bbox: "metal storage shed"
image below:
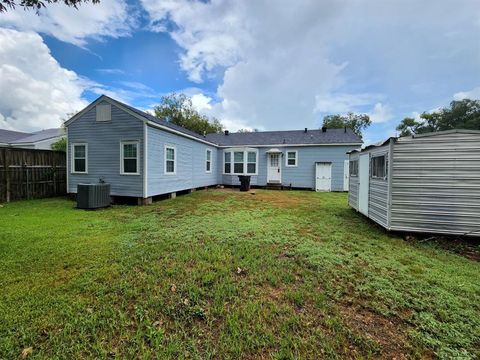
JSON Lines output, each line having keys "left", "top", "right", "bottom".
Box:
{"left": 347, "top": 129, "right": 480, "bottom": 236}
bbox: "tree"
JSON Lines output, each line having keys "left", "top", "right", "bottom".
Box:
{"left": 0, "top": 0, "right": 99, "bottom": 12}
{"left": 322, "top": 112, "right": 371, "bottom": 138}
{"left": 153, "top": 93, "right": 223, "bottom": 135}
{"left": 396, "top": 99, "right": 480, "bottom": 136}
{"left": 51, "top": 137, "right": 66, "bottom": 152}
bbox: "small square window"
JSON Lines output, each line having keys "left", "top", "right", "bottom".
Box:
{"left": 286, "top": 151, "right": 297, "bottom": 166}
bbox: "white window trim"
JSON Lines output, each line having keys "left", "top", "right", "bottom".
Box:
{"left": 285, "top": 150, "right": 298, "bottom": 167}
{"left": 120, "top": 141, "right": 140, "bottom": 175}
{"left": 370, "top": 154, "right": 388, "bottom": 180}
{"left": 164, "top": 144, "right": 177, "bottom": 175}
{"left": 222, "top": 148, "right": 258, "bottom": 175}
{"left": 206, "top": 148, "right": 212, "bottom": 173}
{"left": 71, "top": 143, "right": 88, "bottom": 174}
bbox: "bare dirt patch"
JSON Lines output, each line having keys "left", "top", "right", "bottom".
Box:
{"left": 340, "top": 306, "right": 412, "bottom": 359}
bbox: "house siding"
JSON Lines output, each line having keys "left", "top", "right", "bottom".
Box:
{"left": 146, "top": 125, "right": 218, "bottom": 196}
{"left": 390, "top": 132, "right": 480, "bottom": 235}
{"left": 67, "top": 101, "right": 144, "bottom": 197}
{"left": 221, "top": 145, "right": 358, "bottom": 190}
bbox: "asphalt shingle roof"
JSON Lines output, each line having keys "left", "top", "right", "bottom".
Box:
{"left": 0, "top": 129, "right": 30, "bottom": 144}
{"left": 11, "top": 128, "right": 65, "bottom": 144}
{"left": 205, "top": 128, "right": 362, "bottom": 146}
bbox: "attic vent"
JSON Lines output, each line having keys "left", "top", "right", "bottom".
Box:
{"left": 96, "top": 104, "right": 111, "bottom": 122}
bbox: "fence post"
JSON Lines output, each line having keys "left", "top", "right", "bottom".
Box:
{"left": 5, "top": 148, "right": 11, "bottom": 203}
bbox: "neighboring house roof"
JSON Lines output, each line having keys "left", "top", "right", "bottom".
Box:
{"left": 65, "top": 94, "right": 362, "bottom": 147}
{"left": 205, "top": 129, "right": 362, "bottom": 146}
{"left": 0, "top": 129, "right": 30, "bottom": 144}
{"left": 11, "top": 128, "right": 65, "bottom": 145}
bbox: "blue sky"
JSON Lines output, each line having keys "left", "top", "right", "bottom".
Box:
{"left": 0, "top": 0, "right": 479, "bottom": 145}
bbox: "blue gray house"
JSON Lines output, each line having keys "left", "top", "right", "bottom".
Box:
{"left": 65, "top": 95, "right": 362, "bottom": 204}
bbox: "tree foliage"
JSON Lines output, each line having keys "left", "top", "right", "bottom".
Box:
{"left": 153, "top": 93, "right": 223, "bottom": 135}
{"left": 396, "top": 99, "right": 480, "bottom": 136}
{"left": 322, "top": 112, "right": 371, "bottom": 138}
{"left": 50, "top": 137, "right": 66, "bottom": 152}
{"left": 0, "top": 0, "right": 99, "bottom": 12}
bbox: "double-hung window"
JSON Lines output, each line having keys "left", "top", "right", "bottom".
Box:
{"left": 224, "top": 152, "right": 231, "bottom": 174}
{"left": 223, "top": 149, "right": 258, "bottom": 175}
{"left": 371, "top": 154, "right": 387, "bottom": 179}
{"left": 286, "top": 151, "right": 297, "bottom": 167}
{"left": 165, "top": 145, "right": 176, "bottom": 174}
{"left": 206, "top": 149, "right": 212, "bottom": 173}
{"left": 247, "top": 151, "right": 256, "bottom": 174}
{"left": 233, "top": 151, "right": 244, "bottom": 174}
{"left": 71, "top": 143, "right": 87, "bottom": 174}
{"left": 121, "top": 141, "right": 139, "bottom": 175}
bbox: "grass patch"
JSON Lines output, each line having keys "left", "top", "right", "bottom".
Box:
{"left": 0, "top": 190, "right": 479, "bottom": 359}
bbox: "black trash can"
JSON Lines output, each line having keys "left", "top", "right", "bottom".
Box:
{"left": 238, "top": 175, "right": 251, "bottom": 192}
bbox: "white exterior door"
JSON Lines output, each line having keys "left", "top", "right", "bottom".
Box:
{"left": 358, "top": 154, "right": 370, "bottom": 215}
{"left": 344, "top": 160, "right": 349, "bottom": 191}
{"left": 315, "top": 162, "right": 332, "bottom": 191}
{"left": 267, "top": 153, "right": 282, "bottom": 183}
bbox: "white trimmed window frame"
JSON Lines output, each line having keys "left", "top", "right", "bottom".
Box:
{"left": 120, "top": 141, "right": 140, "bottom": 175}
{"left": 206, "top": 148, "right": 212, "bottom": 173}
{"left": 164, "top": 144, "right": 176, "bottom": 175}
{"left": 285, "top": 150, "right": 298, "bottom": 167}
{"left": 223, "top": 148, "right": 258, "bottom": 175}
{"left": 71, "top": 143, "right": 88, "bottom": 174}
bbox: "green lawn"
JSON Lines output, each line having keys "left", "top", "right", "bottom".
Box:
{"left": 0, "top": 190, "right": 478, "bottom": 359}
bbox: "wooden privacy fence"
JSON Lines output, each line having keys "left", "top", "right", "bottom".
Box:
{"left": 0, "top": 147, "right": 66, "bottom": 202}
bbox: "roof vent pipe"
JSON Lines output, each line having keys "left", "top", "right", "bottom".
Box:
{"left": 304, "top": 127, "right": 307, "bottom": 133}
{"left": 344, "top": 126, "right": 347, "bottom": 133}
{"left": 321, "top": 126, "right": 327, "bottom": 133}
{"left": 224, "top": 130, "right": 229, "bottom": 136}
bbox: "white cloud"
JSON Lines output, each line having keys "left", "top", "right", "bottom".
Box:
{"left": 453, "top": 87, "right": 480, "bottom": 101}
{"left": 368, "top": 103, "right": 394, "bottom": 123}
{"left": 191, "top": 93, "right": 213, "bottom": 112}
{"left": 140, "top": 0, "right": 480, "bottom": 132}
{"left": 0, "top": 0, "right": 135, "bottom": 46}
{"left": 0, "top": 28, "right": 88, "bottom": 132}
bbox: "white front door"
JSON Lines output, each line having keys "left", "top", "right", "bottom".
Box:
{"left": 358, "top": 154, "right": 370, "bottom": 215}
{"left": 315, "top": 162, "right": 332, "bottom": 191}
{"left": 344, "top": 160, "right": 349, "bottom": 191}
{"left": 267, "top": 153, "right": 281, "bottom": 183}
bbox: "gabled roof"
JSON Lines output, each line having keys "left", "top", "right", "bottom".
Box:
{"left": 205, "top": 128, "right": 362, "bottom": 146}
{"left": 65, "top": 95, "right": 216, "bottom": 145}
{"left": 65, "top": 95, "right": 362, "bottom": 147}
{"left": 0, "top": 129, "right": 30, "bottom": 144}
{"left": 11, "top": 128, "right": 65, "bottom": 144}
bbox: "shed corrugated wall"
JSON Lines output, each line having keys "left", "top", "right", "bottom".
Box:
{"left": 367, "top": 146, "right": 390, "bottom": 228}
{"left": 390, "top": 131, "right": 480, "bottom": 235}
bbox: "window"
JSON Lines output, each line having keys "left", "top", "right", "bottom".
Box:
{"left": 349, "top": 160, "right": 358, "bottom": 177}
{"left": 224, "top": 152, "right": 231, "bottom": 174}
{"left": 247, "top": 151, "right": 256, "bottom": 174}
{"left": 165, "top": 145, "right": 176, "bottom": 174}
{"left": 223, "top": 149, "right": 258, "bottom": 175}
{"left": 234, "top": 151, "right": 244, "bottom": 174}
{"left": 121, "top": 142, "right": 139, "bottom": 175}
{"left": 286, "top": 151, "right": 297, "bottom": 167}
{"left": 206, "top": 149, "right": 212, "bottom": 173}
{"left": 96, "top": 104, "right": 111, "bottom": 122}
{"left": 371, "top": 154, "right": 387, "bottom": 179}
{"left": 71, "top": 143, "right": 87, "bottom": 173}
